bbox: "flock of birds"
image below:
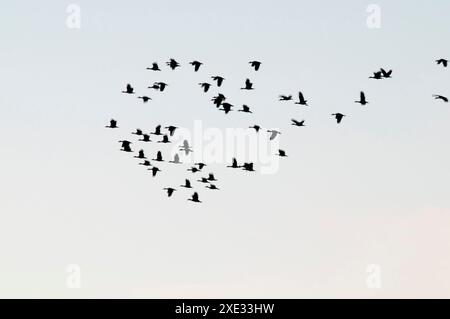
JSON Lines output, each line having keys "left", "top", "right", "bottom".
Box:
{"left": 105, "top": 57, "right": 448, "bottom": 203}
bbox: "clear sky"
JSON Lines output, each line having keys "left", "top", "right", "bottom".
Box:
{"left": 0, "top": 0, "right": 449, "bottom": 298}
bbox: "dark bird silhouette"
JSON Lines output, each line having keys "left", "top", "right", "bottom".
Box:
{"left": 436, "top": 58, "right": 448, "bottom": 67}
{"left": 165, "top": 126, "right": 178, "bottom": 136}
{"left": 380, "top": 68, "right": 393, "bottom": 78}
{"left": 139, "top": 134, "right": 151, "bottom": 142}
{"left": 190, "top": 60, "right": 203, "bottom": 72}
{"left": 369, "top": 71, "right": 382, "bottom": 80}
{"left": 295, "top": 92, "right": 308, "bottom": 106}
{"left": 149, "top": 166, "right": 161, "bottom": 177}
{"left": 163, "top": 187, "right": 176, "bottom": 197}
{"left": 148, "top": 83, "right": 160, "bottom": 90}
{"left": 166, "top": 58, "right": 180, "bottom": 70}
{"left": 132, "top": 128, "right": 143, "bottom": 135}
{"left": 151, "top": 125, "right": 163, "bottom": 136}
{"left": 122, "top": 84, "right": 135, "bottom": 94}
{"left": 154, "top": 82, "right": 168, "bottom": 92}
{"left": 139, "top": 160, "right": 151, "bottom": 167}
{"left": 249, "top": 125, "right": 261, "bottom": 132}
{"left": 179, "top": 140, "right": 193, "bottom": 155}
{"left": 195, "top": 162, "right": 207, "bottom": 169}
{"left": 188, "top": 167, "right": 200, "bottom": 173}
{"left": 207, "top": 173, "right": 217, "bottom": 182}
{"left": 180, "top": 179, "right": 192, "bottom": 188}
{"left": 119, "top": 140, "right": 132, "bottom": 152}
{"left": 134, "top": 149, "right": 146, "bottom": 159}
{"left": 219, "top": 102, "right": 233, "bottom": 114}
{"left": 332, "top": 113, "right": 346, "bottom": 124}
{"left": 433, "top": 94, "right": 449, "bottom": 103}
{"left": 212, "top": 76, "right": 225, "bottom": 87}
{"left": 147, "top": 63, "right": 161, "bottom": 71}
{"left": 278, "top": 149, "right": 288, "bottom": 157}
{"left": 355, "top": 91, "right": 368, "bottom": 105}
{"left": 158, "top": 135, "right": 171, "bottom": 144}
{"left": 291, "top": 119, "right": 305, "bottom": 127}
{"left": 242, "top": 163, "right": 255, "bottom": 172}
{"left": 267, "top": 129, "right": 281, "bottom": 140}
{"left": 238, "top": 104, "right": 252, "bottom": 113}
{"left": 169, "top": 154, "right": 182, "bottom": 164}
{"left": 227, "top": 158, "right": 240, "bottom": 169}
{"left": 241, "top": 78, "right": 254, "bottom": 90}
{"left": 138, "top": 96, "right": 152, "bottom": 103}
{"left": 249, "top": 60, "right": 262, "bottom": 71}
{"left": 279, "top": 95, "right": 292, "bottom": 101}
{"left": 199, "top": 82, "right": 211, "bottom": 93}
{"left": 106, "top": 119, "right": 118, "bottom": 128}
{"left": 206, "top": 184, "right": 220, "bottom": 190}
{"left": 197, "top": 177, "right": 210, "bottom": 184}
{"left": 152, "top": 151, "right": 164, "bottom": 162}
{"left": 188, "top": 192, "right": 202, "bottom": 203}
{"left": 212, "top": 93, "right": 226, "bottom": 107}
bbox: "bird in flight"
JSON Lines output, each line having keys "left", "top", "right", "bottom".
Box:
{"left": 242, "top": 163, "right": 255, "bottom": 172}
{"left": 294, "top": 92, "right": 308, "bottom": 106}
{"left": 291, "top": 119, "right": 305, "bottom": 127}
{"left": 165, "top": 126, "right": 178, "bottom": 136}
{"left": 436, "top": 58, "right": 448, "bottom": 67}
{"left": 211, "top": 76, "right": 225, "bottom": 87}
{"left": 355, "top": 91, "right": 368, "bottom": 105}
{"left": 179, "top": 140, "right": 193, "bottom": 155}
{"left": 148, "top": 83, "right": 160, "bottom": 90}
{"left": 227, "top": 158, "right": 241, "bottom": 169}
{"left": 369, "top": 71, "right": 382, "bottom": 80}
{"left": 132, "top": 128, "right": 143, "bottom": 136}
{"left": 105, "top": 119, "right": 118, "bottom": 128}
{"left": 279, "top": 95, "right": 292, "bottom": 101}
{"left": 188, "top": 192, "right": 202, "bottom": 203}
{"left": 138, "top": 96, "right": 152, "bottom": 103}
{"left": 238, "top": 104, "right": 252, "bottom": 113}
{"left": 158, "top": 135, "right": 171, "bottom": 144}
{"left": 163, "top": 188, "right": 176, "bottom": 197}
{"left": 152, "top": 151, "right": 164, "bottom": 162}
{"left": 219, "top": 103, "right": 233, "bottom": 114}
{"left": 154, "top": 82, "right": 168, "bottom": 92}
{"left": 166, "top": 59, "right": 180, "bottom": 70}
{"left": 195, "top": 162, "right": 207, "bottom": 170}
{"left": 278, "top": 149, "right": 288, "bottom": 157}
{"left": 249, "top": 125, "right": 261, "bottom": 132}
{"left": 197, "top": 177, "right": 210, "bottom": 184}
{"left": 180, "top": 179, "right": 192, "bottom": 188}
{"left": 332, "top": 113, "right": 346, "bottom": 124}
{"left": 190, "top": 61, "right": 203, "bottom": 72}
{"left": 207, "top": 173, "right": 217, "bottom": 182}
{"left": 149, "top": 166, "right": 161, "bottom": 177}
{"left": 206, "top": 184, "right": 220, "bottom": 190}
{"left": 267, "top": 129, "right": 281, "bottom": 140}
{"left": 241, "top": 79, "right": 254, "bottom": 90}
{"left": 139, "top": 160, "right": 151, "bottom": 167}
{"left": 139, "top": 134, "right": 151, "bottom": 142}
{"left": 380, "top": 68, "right": 393, "bottom": 78}
{"left": 151, "top": 125, "right": 163, "bottom": 136}
{"left": 119, "top": 140, "right": 132, "bottom": 152}
{"left": 199, "top": 82, "right": 211, "bottom": 93}
{"left": 134, "top": 149, "right": 146, "bottom": 159}
{"left": 249, "top": 60, "right": 262, "bottom": 71}
{"left": 188, "top": 166, "right": 200, "bottom": 173}
{"left": 147, "top": 63, "right": 161, "bottom": 71}
{"left": 433, "top": 94, "right": 448, "bottom": 103}
{"left": 212, "top": 93, "right": 226, "bottom": 108}
{"left": 122, "top": 84, "right": 135, "bottom": 94}
{"left": 169, "top": 154, "right": 182, "bottom": 164}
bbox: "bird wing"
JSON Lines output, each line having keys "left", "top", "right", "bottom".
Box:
{"left": 270, "top": 131, "right": 277, "bottom": 140}
{"left": 157, "top": 151, "right": 162, "bottom": 161}
{"left": 193, "top": 192, "right": 199, "bottom": 201}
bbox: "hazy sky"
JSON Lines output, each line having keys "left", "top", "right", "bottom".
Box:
{"left": 0, "top": 0, "right": 449, "bottom": 298}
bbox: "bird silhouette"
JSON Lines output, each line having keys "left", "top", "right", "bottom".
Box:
{"left": 380, "top": 68, "right": 393, "bottom": 78}
{"left": 249, "top": 125, "right": 261, "bottom": 132}
{"left": 154, "top": 82, "right": 168, "bottom": 92}
{"left": 132, "top": 128, "right": 143, "bottom": 135}
{"left": 241, "top": 79, "right": 254, "bottom": 90}
{"left": 227, "top": 158, "right": 241, "bottom": 169}
{"left": 195, "top": 162, "right": 207, "bottom": 169}
{"left": 152, "top": 151, "right": 164, "bottom": 162}
{"left": 163, "top": 187, "right": 176, "bottom": 197}
{"left": 106, "top": 119, "right": 118, "bottom": 128}
{"left": 169, "top": 154, "right": 182, "bottom": 164}
{"left": 119, "top": 140, "right": 132, "bottom": 152}
{"left": 180, "top": 179, "right": 192, "bottom": 188}
{"left": 138, "top": 96, "right": 152, "bottom": 103}
{"left": 179, "top": 140, "right": 193, "bottom": 155}
{"left": 278, "top": 149, "right": 288, "bottom": 157}
{"left": 207, "top": 173, "right": 217, "bottom": 182}
{"left": 242, "top": 163, "right": 255, "bottom": 172}
{"left": 369, "top": 71, "right": 382, "bottom": 80}
{"left": 436, "top": 58, "right": 448, "bottom": 67}
{"left": 295, "top": 92, "right": 308, "bottom": 106}
{"left": 206, "top": 184, "right": 220, "bottom": 190}
{"left": 158, "top": 135, "right": 171, "bottom": 143}
{"left": 149, "top": 166, "right": 161, "bottom": 177}
{"left": 433, "top": 94, "right": 449, "bottom": 102}
{"left": 148, "top": 83, "right": 160, "bottom": 90}
{"left": 291, "top": 119, "right": 305, "bottom": 127}
{"left": 199, "top": 82, "right": 211, "bottom": 93}
{"left": 122, "top": 84, "right": 135, "bottom": 94}
{"left": 267, "top": 130, "right": 281, "bottom": 140}
{"left": 165, "top": 126, "right": 178, "bottom": 136}
{"left": 249, "top": 61, "right": 262, "bottom": 71}
{"left": 188, "top": 192, "right": 202, "bottom": 203}
{"left": 190, "top": 61, "right": 203, "bottom": 72}
{"left": 139, "top": 134, "right": 151, "bottom": 142}
{"left": 332, "top": 113, "right": 346, "bottom": 124}
{"left": 197, "top": 177, "right": 210, "bottom": 184}
{"left": 134, "top": 149, "right": 146, "bottom": 159}
{"left": 212, "top": 94, "right": 226, "bottom": 107}
{"left": 139, "top": 160, "right": 151, "bottom": 167}
{"left": 147, "top": 63, "right": 161, "bottom": 71}
{"left": 238, "top": 104, "right": 252, "bottom": 113}
{"left": 166, "top": 59, "right": 180, "bottom": 70}
{"left": 355, "top": 91, "right": 368, "bottom": 105}
{"left": 212, "top": 76, "right": 225, "bottom": 87}
{"left": 188, "top": 167, "right": 200, "bottom": 173}
{"left": 279, "top": 95, "right": 292, "bottom": 101}
{"left": 219, "top": 102, "right": 233, "bottom": 114}
{"left": 151, "top": 125, "right": 162, "bottom": 136}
